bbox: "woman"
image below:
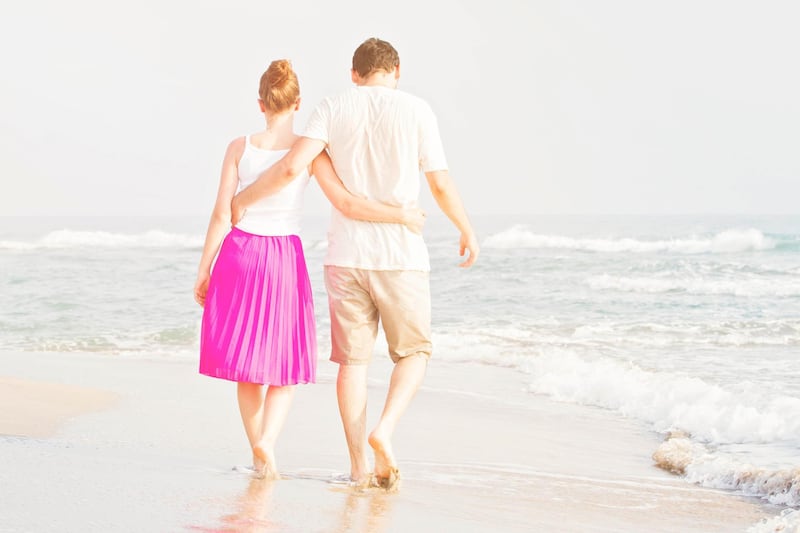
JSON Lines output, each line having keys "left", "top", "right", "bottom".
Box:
{"left": 193, "top": 59, "right": 423, "bottom": 478}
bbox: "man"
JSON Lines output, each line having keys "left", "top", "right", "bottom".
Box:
{"left": 231, "top": 37, "right": 478, "bottom": 489}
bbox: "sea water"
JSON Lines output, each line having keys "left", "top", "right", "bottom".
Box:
{"left": 1, "top": 214, "right": 798, "bottom": 530}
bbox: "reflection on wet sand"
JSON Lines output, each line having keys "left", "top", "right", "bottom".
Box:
{"left": 333, "top": 486, "right": 393, "bottom": 533}
{"left": 198, "top": 472, "right": 396, "bottom": 533}
{"left": 218, "top": 477, "right": 277, "bottom": 532}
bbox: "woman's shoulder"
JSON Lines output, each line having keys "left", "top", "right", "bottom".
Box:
{"left": 222, "top": 136, "right": 247, "bottom": 163}
{"left": 227, "top": 136, "right": 247, "bottom": 153}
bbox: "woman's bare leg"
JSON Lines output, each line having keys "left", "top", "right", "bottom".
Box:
{"left": 237, "top": 382, "right": 265, "bottom": 453}
{"left": 253, "top": 385, "right": 296, "bottom": 479}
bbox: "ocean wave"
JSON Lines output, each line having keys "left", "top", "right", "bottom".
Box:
{"left": 10, "top": 324, "right": 201, "bottom": 356}
{"left": 524, "top": 349, "right": 800, "bottom": 445}
{"left": 30, "top": 336, "right": 131, "bottom": 353}
{"left": 434, "top": 319, "right": 800, "bottom": 359}
{"left": 654, "top": 434, "right": 800, "bottom": 507}
{"left": 571, "top": 320, "right": 800, "bottom": 347}
{"left": 302, "top": 239, "right": 328, "bottom": 251}
{"left": 483, "top": 226, "right": 777, "bottom": 254}
{"left": 586, "top": 274, "right": 800, "bottom": 297}
{"left": 0, "top": 230, "right": 204, "bottom": 250}
{"left": 0, "top": 230, "right": 331, "bottom": 251}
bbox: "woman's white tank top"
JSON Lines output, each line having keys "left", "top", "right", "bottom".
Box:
{"left": 234, "top": 136, "right": 310, "bottom": 236}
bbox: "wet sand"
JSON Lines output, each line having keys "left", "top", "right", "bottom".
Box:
{"left": 0, "top": 376, "right": 117, "bottom": 438}
{"left": 0, "top": 351, "right": 776, "bottom": 532}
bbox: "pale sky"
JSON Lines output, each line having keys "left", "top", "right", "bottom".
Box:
{"left": 1, "top": 0, "right": 798, "bottom": 217}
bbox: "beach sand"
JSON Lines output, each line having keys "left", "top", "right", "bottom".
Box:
{"left": 0, "top": 351, "right": 776, "bottom": 532}
{"left": 0, "top": 377, "right": 117, "bottom": 439}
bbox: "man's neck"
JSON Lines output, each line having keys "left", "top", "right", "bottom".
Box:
{"left": 357, "top": 71, "right": 397, "bottom": 89}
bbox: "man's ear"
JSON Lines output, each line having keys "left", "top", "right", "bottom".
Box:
{"left": 394, "top": 64, "right": 400, "bottom": 79}
{"left": 351, "top": 69, "right": 359, "bottom": 84}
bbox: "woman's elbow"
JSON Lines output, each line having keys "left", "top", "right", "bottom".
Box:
{"left": 336, "top": 197, "right": 356, "bottom": 217}
{"left": 210, "top": 208, "right": 231, "bottom": 226}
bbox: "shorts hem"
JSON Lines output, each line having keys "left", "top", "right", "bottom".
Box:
{"left": 390, "top": 349, "right": 432, "bottom": 364}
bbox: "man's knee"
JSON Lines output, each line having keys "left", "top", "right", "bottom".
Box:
{"left": 390, "top": 348, "right": 432, "bottom": 365}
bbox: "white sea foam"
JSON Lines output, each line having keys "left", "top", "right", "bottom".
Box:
{"left": 654, "top": 436, "right": 800, "bottom": 507}
{"left": 523, "top": 347, "right": 800, "bottom": 512}
{"left": 435, "top": 319, "right": 800, "bottom": 362}
{"left": 524, "top": 349, "right": 800, "bottom": 445}
{"left": 748, "top": 509, "right": 800, "bottom": 533}
{"left": 483, "top": 226, "right": 776, "bottom": 254}
{"left": 0, "top": 229, "right": 203, "bottom": 249}
{"left": 586, "top": 274, "right": 800, "bottom": 297}
{"left": 571, "top": 320, "right": 800, "bottom": 347}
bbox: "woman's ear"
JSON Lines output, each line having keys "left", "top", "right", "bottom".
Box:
{"left": 295, "top": 97, "right": 302, "bottom": 111}
{"left": 258, "top": 99, "right": 267, "bottom": 113}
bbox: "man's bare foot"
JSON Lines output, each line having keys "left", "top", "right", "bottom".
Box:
{"left": 252, "top": 443, "right": 280, "bottom": 480}
{"left": 368, "top": 429, "right": 400, "bottom": 491}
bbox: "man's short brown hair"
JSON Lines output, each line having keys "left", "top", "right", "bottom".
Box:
{"left": 352, "top": 37, "right": 400, "bottom": 78}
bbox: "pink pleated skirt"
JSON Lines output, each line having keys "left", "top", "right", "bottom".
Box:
{"left": 199, "top": 228, "right": 317, "bottom": 385}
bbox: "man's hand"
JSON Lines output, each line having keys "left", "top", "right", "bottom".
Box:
{"left": 230, "top": 194, "right": 246, "bottom": 226}
{"left": 459, "top": 232, "right": 479, "bottom": 268}
{"left": 401, "top": 208, "right": 426, "bottom": 235}
{"left": 424, "top": 169, "right": 477, "bottom": 268}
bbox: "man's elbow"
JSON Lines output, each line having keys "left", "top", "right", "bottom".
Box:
{"left": 281, "top": 153, "right": 308, "bottom": 182}
{"left": 428, "top": 181, "right": 445, "bottom": 197}
{"left": 282, "top": 161, "right": 303, "bottom": 181}
{"left": 426, "top": 170, "right": 451, "bottom": 197}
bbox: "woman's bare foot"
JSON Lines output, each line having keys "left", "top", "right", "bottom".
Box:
{"left": 252, "top": 443, "right": 280, "bottom": 480}
{"left": 368, "top": 428, "right": 400, "bottom": 491}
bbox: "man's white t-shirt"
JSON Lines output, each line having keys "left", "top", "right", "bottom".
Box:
{"left": 303, "top": 85, "right": 448, "bottom": 271}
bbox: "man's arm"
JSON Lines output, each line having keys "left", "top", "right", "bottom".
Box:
{"left": 230, "top": 137, "right": 326, "bottom": 225}
{"left": 313, "top": 151, "right": 426, "bottom": 234}
{"left": 425, "top": 169, "right": 479, "bottom": 267}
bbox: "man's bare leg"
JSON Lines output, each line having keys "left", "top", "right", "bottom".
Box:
{"left": 336, "top": 363, "right": 370, "bottom": 485}
{"left": 253, "top": 385, "right": 295, "bottom": 479}
{"left": 368, "top": 354, "right": 427, "bottom": 488}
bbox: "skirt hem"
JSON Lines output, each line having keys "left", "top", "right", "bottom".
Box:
{"left": 199, "top": 368, "right": 315, "bottom": 386}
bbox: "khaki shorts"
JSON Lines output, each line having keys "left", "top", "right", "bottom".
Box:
{"left": 324, "top": 266, "right": 432, "bottom": 365}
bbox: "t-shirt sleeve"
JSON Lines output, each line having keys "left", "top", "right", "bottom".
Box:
{"left": 303, "top": 98, "right": 331, "bottom": 144}
{"left": 418, "top": 101, "right": 448, "bottom": 172}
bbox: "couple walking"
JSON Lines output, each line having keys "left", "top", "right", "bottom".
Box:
{"left": 193, "top": 37, "right": 478, "bottom": 489}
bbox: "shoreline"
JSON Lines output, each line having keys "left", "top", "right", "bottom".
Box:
{"left": 0, "top": 351, "right": 777, "bottom": 532}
